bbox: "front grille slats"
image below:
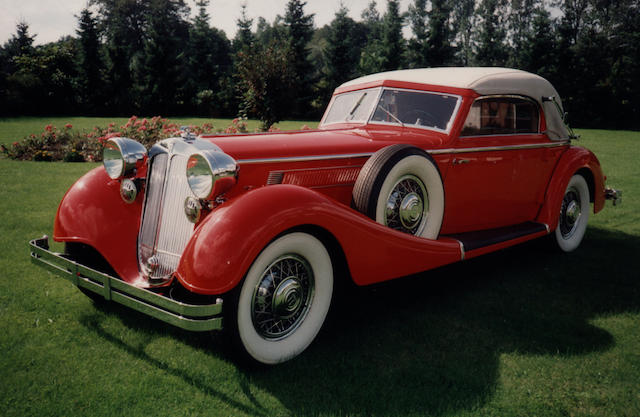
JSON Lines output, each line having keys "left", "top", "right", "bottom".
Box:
{"left": 138, "top": 152, "right": 195, "bottom": 282}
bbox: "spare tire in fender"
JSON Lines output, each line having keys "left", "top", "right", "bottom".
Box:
{"left": 352, "top": 144, "right": 445, "bottom": 239}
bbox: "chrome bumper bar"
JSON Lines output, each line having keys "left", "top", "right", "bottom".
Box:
{"left": 604, "top": 187, "right": 622, "bottom": 206}
{"left": 29, "top": 236, "right": 222, "bottom": 332}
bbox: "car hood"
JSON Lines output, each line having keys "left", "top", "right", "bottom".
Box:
{"left": 201, "top": 127, "right": 449, "bottom": 162}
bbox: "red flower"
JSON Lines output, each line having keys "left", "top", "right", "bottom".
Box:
{"left": 45, "top": 124, "right": 53, "bottom": 132}
{"left": 65, "top": 123, "right": 72, "bottom": 129}
{"left": 13, "top": 141, "right": 19, "bottom": 147}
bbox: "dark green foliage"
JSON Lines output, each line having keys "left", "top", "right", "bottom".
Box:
{"left": 284, "top": 0, "right": 316, "bottom": 118}
{"left": 0, "top": 1, "right": 639, "bottom": 129}
{"left": 76, "top": 9, "right": 104, "bottom": 114}
{"left": 380, "top": 0, "right": 405, "bottom": 71}
{"left": 475, "top": 0, "right": 509, "bottom": 66}
{"left": 186, "top": 0, "right": 233, "bottom": 116}
{"left": 236, "top": 41, "right": 296, "bottom": 131}
{"left": 323, "top": 6, "right": 363, "bottom": 96}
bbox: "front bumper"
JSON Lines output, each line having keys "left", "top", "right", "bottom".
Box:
{"left": 29, "top": 236, "right": 223, "bottom": 332}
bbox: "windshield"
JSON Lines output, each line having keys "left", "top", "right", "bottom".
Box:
{"left": 321, "top": 87, "right": 460, "bottom": 133}
{"left": 321, "top": 88, "right": 380, "bottom": 125}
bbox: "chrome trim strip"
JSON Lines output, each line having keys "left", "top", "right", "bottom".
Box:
{"left": 239, "top": 152, "right": 373, "bottom": 164}
{"left": 29, "top": 236, "right": 223, "bottom": 332}
{"left": 543, "top": 223, "right": 550, "bottom": 234}
{"left": 238, "top": 141, "right": 569, "bottom": 164}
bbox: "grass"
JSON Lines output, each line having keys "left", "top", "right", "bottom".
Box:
{"left": 0, "top": 119, "right": 639, "bottom": 416}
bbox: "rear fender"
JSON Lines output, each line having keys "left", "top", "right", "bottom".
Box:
{"left": 536, "top": 146, "right": 605, "bottom": 230}
{"left": 176, "top": 184, "right": 462, "bottom": 295}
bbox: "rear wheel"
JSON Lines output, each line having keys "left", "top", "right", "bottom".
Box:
{"left": 235, "top": 232, "right": 333, "bottom": 364}
{"left": 554, "top": 174, "right": 590, "bottom": 252}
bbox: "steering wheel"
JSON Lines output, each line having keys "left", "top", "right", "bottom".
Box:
{"left": 405, "top": 110, "right": 438, "bottom": 127}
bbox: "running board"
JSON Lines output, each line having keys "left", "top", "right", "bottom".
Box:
{"left": 444, "top": 221, "right": 549, "bottom": 253}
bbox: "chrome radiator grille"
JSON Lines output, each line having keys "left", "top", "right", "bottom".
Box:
{"left": 138, "top": 153, "right": 195, "bottom": 282}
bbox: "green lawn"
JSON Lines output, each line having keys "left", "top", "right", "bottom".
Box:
{"left": 0, "top": 119, "right": 638, "bottom": 416}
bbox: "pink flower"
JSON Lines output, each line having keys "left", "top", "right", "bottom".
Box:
{"left": 45, "top": 124, "right": 53, "bottom": 132}
{"left": 65, "top": 123, "right": 72, "bottom": 129}
{"left": 12, "top": 141, "right": 19, "bottom": 147}
{"left": 301, "top": 124, "right": 311, "bottom": 130}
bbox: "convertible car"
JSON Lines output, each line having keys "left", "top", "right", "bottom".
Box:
{"left": 30, "top": 67, "right": 621, "bottom": 364}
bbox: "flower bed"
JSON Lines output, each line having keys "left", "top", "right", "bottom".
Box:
{"left": 1, "top": 116, "right": 250, "bottom": 162}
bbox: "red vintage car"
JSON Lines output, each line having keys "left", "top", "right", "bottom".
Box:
{"left": 31, "top": 67, "right": 621, "bottom": 364}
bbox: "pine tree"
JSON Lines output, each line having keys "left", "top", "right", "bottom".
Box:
{"left": 134, "top": 0, "right": 190, "bottom": 115}
{"left": 407, "top": 0, "right": 429, "bottom": 68}
{"left": 284, "top": 0, "right": 315, "bottom": 118}
{"left": 426, "top": 0, "right": 455, "bottom": 66}
{"left": 359, "top": 1, "right": 386, "bottom": 74}
{"left": 76, "top": 8, "right": 104, "bottom": 113}
{"left": 451, "top": 0, "right": 476, "bottom": 65}
{"left": 234, "top": 3, "right": 255, "bottom": 52}
{"left": 380, "top": 0, "right": 405, "bottom": 71}
{"left": 324, "top": 6, "right": 359, "bottom": 93}
{"left": 474, "top": 0, "right": 509, "bottom": 66}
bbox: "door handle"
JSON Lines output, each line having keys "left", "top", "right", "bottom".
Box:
{"left": 453, "top": 158, "right": 470, "bottom": 165}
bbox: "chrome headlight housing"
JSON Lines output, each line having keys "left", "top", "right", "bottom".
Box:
{"left": 186, "top": 150, "right": 237, "bottom": 200}
{"left": 103, "top": 137, "right": 147, "bottom": 179}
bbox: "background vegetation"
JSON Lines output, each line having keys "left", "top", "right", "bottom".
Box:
{"left": 1, "top": 0, "right": 639, "bottom": 130}
{"left": 0, "top": 119, "right": 638, "bottom": 415}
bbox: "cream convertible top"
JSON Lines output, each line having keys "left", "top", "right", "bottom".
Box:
{"left": 339, "top": 67, "right": 570, "bottom": 140}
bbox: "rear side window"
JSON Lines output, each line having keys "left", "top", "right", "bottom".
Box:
{"left": 461, "top": 96, "right": 539, "bottom": 136}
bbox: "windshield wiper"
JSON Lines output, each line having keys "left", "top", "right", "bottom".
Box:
{"left": 376, "top": 104, "right": 404, "bottom": 127}
{"left": 346, "top": 92, "right": 367, "bottom": 121}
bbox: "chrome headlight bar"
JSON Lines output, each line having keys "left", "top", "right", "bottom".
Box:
{"left": 103, "top": 137, "right": 147, "bottom": 180}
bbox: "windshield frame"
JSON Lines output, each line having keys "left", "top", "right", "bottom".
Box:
{"left": 320, "top": 86, "right": 462, "bottom": 135}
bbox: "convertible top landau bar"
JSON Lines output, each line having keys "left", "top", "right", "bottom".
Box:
{"left": 29, "top": 236, "right": 223, "bottom": 332}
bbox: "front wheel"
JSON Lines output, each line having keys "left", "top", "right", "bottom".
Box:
{"left": 554, "top": 174, "right": 590, "bottom": 252}
{"left": 235, "top": 232, "right": 333, "bottom": 365}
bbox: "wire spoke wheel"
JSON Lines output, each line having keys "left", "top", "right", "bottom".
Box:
{"left": 251, "top": 254, "right": 314, "bottom": 340}
{"left": 384, "top": 174, "right": 429, "bottom": 235}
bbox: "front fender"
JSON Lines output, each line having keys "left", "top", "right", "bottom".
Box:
{"left": 53, "top": 166, "right": 143, "bottom": 283}
{"left": 536, "top": 146, "right": 605, "bottom": 230}
{"left": 176, "top": 184, "right": 463, "bottom": 295}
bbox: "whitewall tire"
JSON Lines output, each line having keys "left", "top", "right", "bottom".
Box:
{"left": 352, "top": 144, "right": 445, "bottom": 239}
{"left": 236, "top": 232, "right": 333, "bottom": 365}
{"left": 554, "top": 174, "right": 590, "bottom": 252}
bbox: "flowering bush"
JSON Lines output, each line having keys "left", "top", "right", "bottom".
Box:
{"left": 1, "top": 117, "right": 310, "bottom": 162}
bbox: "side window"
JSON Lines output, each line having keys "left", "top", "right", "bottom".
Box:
{"left": 461, "top": 96, "right": 539, "bottom": 136}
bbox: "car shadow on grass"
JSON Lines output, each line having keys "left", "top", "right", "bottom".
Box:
{"left": 78, "top": 226, "right": 640, "bottom": 416}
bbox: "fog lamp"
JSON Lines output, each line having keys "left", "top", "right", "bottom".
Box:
{"left": 120, "top": 178, "right": 138, "bottom": 204}
{"left": 184, "top": 196, "right": 202, "bottom": 223}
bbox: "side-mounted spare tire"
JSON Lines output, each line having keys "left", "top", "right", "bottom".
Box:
{"left": 352, "top": 144, "right": 445, "bottom": 239}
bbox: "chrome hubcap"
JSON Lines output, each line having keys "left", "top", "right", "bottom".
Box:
{"left": 272, "top": 278, "right": 303, "bottom": 320}
{"left": 560, "top": 187, "right": 581, "bottom": 238}
{"left": 251, "top": 255, "right": 314, "bottom": 340}
{"left": 385, "top": 175, "right": 428, "bottom": 235}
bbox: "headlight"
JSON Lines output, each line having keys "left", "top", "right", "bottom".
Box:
{"left": 186, "top": 150, "right": 237, "bottom": 200}
{"left": 103, "top": 137, "right": 147, "bottom": 179}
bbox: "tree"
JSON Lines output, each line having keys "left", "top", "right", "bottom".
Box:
{"left": 0, "top": 21, "right": 36, "bottom": 115}
{"left": 233, "top": 3, "right": 255, "bottom": 51}
{"left": 474, "top": 0, "right": 509, "bottom": 66}
{"left": 284, "top": 0, "right": 315, "bottom": 118}
{"left": 133, "top": 0, "right": 190, "bottom": 115}
{"left": 380, "top": 0, "right": 405, "bottom": 70}
{"left": 94, "top": 0, "right": 148, "bottom": 114}
{"left": 76, "top": 8, "right": 104, "bottom": 114}
{"left": 426, "top": 0, "right": 455, "bottom": 66}
{"left": 451, "top": 0, "right": 476, "bottom": 65}
{"left": 236, "top": 41, "right": 295, "bottom": 130}
{"left": 508, "top": 0, "right": 541, "bottom": 68}
{"left": 187, "top": 0, "right": 233, "bottom": 116}
{"left": 323, "top": 6, "right": 361, "bottom": 94}
{"left": 407, "top": 0, "right": 429, "bottom": 67}
{"left": 359, "top": 1, "right": 386, "bottom": 74}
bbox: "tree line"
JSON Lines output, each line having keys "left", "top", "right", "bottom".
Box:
{"left": 0, "top": 0, "right": 638, "bottom": 130}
